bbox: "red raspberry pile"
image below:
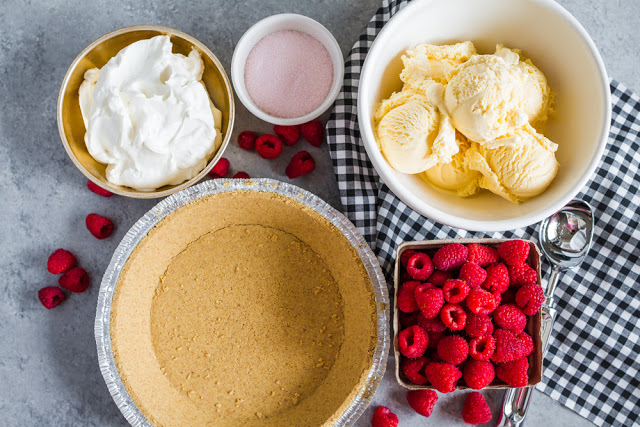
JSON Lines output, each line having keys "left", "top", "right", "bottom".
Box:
{"left": 396, "top": 240, "right": 543, "bottom": 393}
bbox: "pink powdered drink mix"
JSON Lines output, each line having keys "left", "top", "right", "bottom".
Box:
{"left": 244, "top": 30, "right": 334, "bottom": 119}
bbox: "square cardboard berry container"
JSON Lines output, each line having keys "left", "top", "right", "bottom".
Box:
{"left": 393, "top": 238, "right": 543, "bottom": 390}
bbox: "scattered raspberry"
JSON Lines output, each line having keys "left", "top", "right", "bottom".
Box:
{"left": 397, "top": 281, "right": 421, "bottom": 313}
{"left": 428, "top": 270, "right": 453, "bottom": 287}
{"left": 437, "top": 335, "right": 469, "bottom": 365}
{"left": 417, "top": 313, "right": 447, "bottom": 333}
{"left": 407, "top": 389, "right": 438, "bottom": 417}
{"left": 399, "top": 249, "right": 417, "bottom": 268}
{"left": 424, "top": 362, "right": 462, "bottom": 393}
{"left": 47, "top": 249, "right": 77, "bottom": 274}
{"left": 371, "top": 406, "right": 399, "bottom": 427}
{"left": 301, "top": 119, "right": 324, "bottom": 147}
{"left": 286, "top": 151, "right": 316, "bottom": 179}
{"left": 501, "top": 287, "right": 517, "bottom": 305}
{"left": 496, "top": 357, "right": 529, "bottom": 387}
{"left": 467, "top": 243, "right": 499, "bottom": 267}
{"left": 58, "top": 267, "right": 89, "bottom": 293}
{"left": 87, "top": 180, "right": 113, "bottom": 197}
{"left": 469, "top": 335, "right": 496, "bottom": 361}
{"left": 498, "top": 240, "right": 530, "bottom": 266}
{"left": 492, "top": 329, "right": 528, "bottom": 363}
{"left": 273, "top": 124, "right": 300, "bottom": 146}
{"left": 209, "top": 157, "right": 230, "bottom": 178}
{"left": 237, "top": 131, "right": 258, "bottom": 150}
{"left": 508, "top": 263, "right": 538, "bottom": 287}
{"left": 428, "top": 330, "right": 446, "bottom": 349}
{"left": 493, "top": 304, "right": 527, "bottom": 334}
{"left": 443, "top": 279, "right": 470, "bottom": 303}
{"left": 515, "top": 284, "right": 545, "bottom": 315}
{"left": 482, "top": 263, "right": 510, "bottom": 294}
{"left": 86, "top": 213, "right": 114, "bottom": 239}
{"left": 255, "top": 134, "right": 283, "bottom": 159}
{"left": 463, "top": 360, "right": 495, "bottom": 390}
{"left": 398, "top": 325, "right": 428, "bottom": 358}
{"left": 433, "top": 243, "right": 468, "bottom": 271}
{"left": 462, "top": 392, "right": 492, "bottom": 424}
{"left": 415, "top": 285, "right": 444, "bottom": 319}
{"left": 401, "top": 356, "right": 429, "bottom": 385}
{"left": 459, "top": 262, "right": 487, "bottom": 288}
{"left": 406, "top": 252, "right": 434, "bottom": 281}
{"left": 465, "top": 313, "right": 494, "bottom": 338}
{"left": 467, "top": 288, "right": 498, "bottom": 315}
{"left": 233, "top": 171, "right": 250, "bottom": 179}
{"left": 38, "top": 286, "right": 66, "bottom": 309}
{"left": 518, "top": 331, "right": 534, "bottom": 357}
{"left": 399, "top": 311, "right": 419, "bottom": 328}
{"left": 440, "top": 303, "right": 467, "bottom": 331}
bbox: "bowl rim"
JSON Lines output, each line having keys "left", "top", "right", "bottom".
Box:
{"left": 357, "top": 0, "right": 611, "bottom": 232}
{"left": 56, "top": 24, "right": 235, "bottom": 199}
{"left": 230, "top": 13, "right": 345, "bottom": 126}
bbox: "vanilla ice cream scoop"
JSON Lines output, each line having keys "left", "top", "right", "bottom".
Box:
{"left": 401, "top": 41, "right": 476, "bottom": 85}
{"left": 444, "top": 53, "right": 527, "bottom": 144}
{"left": 375, "top": 83, "right": 457, "bottom": 174}
{"left": 465, "top": 125, "right": 559, "bottom": 203}
{"left": 422, "top": 132, "right": 481, "bottom": 197}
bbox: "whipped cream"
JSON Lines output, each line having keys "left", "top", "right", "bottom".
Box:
{"left": 79, "top": 35, "right": 222, "bottom": 190}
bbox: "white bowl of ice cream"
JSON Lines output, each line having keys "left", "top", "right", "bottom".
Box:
{"left": 358, "top": 0, "right": 610, "bottom": 232}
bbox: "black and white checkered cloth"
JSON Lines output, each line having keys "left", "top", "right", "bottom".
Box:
{"left": 326, "top": 1, "right": 640, "bottom": 425}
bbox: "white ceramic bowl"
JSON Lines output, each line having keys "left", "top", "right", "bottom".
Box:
{"left": 358, "top": 0, "right": 610, "bottom": 232}
{"left": 231, "top": 13, "right": 344, "bottom": 125}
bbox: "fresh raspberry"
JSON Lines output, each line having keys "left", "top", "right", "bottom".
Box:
{"left": 47, "top": 249, "right": 77, "bottom": 274}
{"left": 518, "top": 331, "right": 534, "bottom": 357}
{"left": 469, "top": 335, "right": 496, "bottom": 361}
{"left": 398, "top": 325, "right": 428, "bottom": 358}
{"left": 515, "top": 284, "right": 545, "bottom": 315}
{"left": 459, "top": 262, "right": 487, "bottom": 288}
{"left": 399, "top": 250, "right": 416, "bottom": 269}
{"left": 397, "top": 281, "right": 421, "bottom": 313}
{"left": 462, "top": 392, "right": 492, "bottom": 424}
{"left": 492, "top": 329, "right": 528, "bottom": 363}
{"left": 467, "top": 243, "right": 499, "bottom": 267}
{"left": 440, "top": 303, "right": 467, "bottom": 331}
{"left": 301, "top": 119, "right": 324, "bottom": 147}
{"left": 415, "top": 285, "right": 444, "bottom": 319}
{"left": 428, "top": 330, "right": 446, "bottom": 349}
{"left": 58, "top": 267, "right": 89, "bottom": 293}
{"left": 87, "top": 180, "right": 113, "bottom": 197}
{"left": 401, "top": 356, "right": 429, "bottom": 385}
{"left": 86, "top": 213, "right": 114, "bottom": 239}
{"left": 443, "top": 279, "right": 470, "bottom": 303}
{"left": 399, "top": 311, "right": 419, "bottom": 328}
{"left": 233, "top": 171, "right": 250, "bottom": 179}
{"left": 465, "top": 313, "right": 494, "bottom": 338}
{"left": 463, "top": 360, "right": 495, "bottom": 390}
{"left": 208, "top": 157, "right": 230, "bottom": 178}
{"left": 437, "top": 335, "right": 469, "bottom": 365}
{"left": 371, "top": 406, "right": 398, "bottom": 427}
{"left": 38, "top": 286, "right": 66, "bottom": 309}
{"left": 508, "top": 263, "right": 538, "bottom": 287}
{"left": 407, "top": 389, "right": 438, "bottom": 417}
{"left": 496, "top": 357, "right": 529, "bottom": 387}
{"left": 428, "top": 270, "right": 453, "bottom": 287}
{"left": 467, "top": 288, "right": 498, "bottom": 315}
{"left": 493, "top": 304, "right": 527, "bottom": 334}
{"left": 424, "top": 362, "right": 462, "bottom": 393}
{"left": 417, "top": 313, "right": 447, "bottom": 333}
{"left": 433, "top": 243, "right": 468, "bottom": 271}
{"left": 482, "top": 263, "right": 509, "bottom": 294}
{"left": 255, "top": 134, "right": 283, "bottom": 159}
{"left": 286, "top": 151, "right": 316, "bottom": 179}
{"left": 501, "top": 287, "right": 517, "bottom": 305}
{"left": 273, "top": 124, "right": 300, "bottom": 146}
{"left": 238, "top": 131, "right": 258, "bottom": 150}
{"left": 406, "top": 252, "right": 434, "bottom": 281}
{"left": 498, "top": 240, "right": 530, "bottom": 266}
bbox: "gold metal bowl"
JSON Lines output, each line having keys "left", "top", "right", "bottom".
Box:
{"left": 57, "top": 25, "right": 235, "bottom": 198}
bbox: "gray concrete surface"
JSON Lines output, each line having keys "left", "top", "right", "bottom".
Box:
{"left": 0, "top": 0, "right": 637, "bottom": 426}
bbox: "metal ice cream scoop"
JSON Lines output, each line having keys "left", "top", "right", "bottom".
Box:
{"left": 497, "top": 199, "right": 595, "bottom": 427}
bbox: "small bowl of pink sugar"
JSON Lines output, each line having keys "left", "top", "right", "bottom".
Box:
{"left": 231, "top": 13, "right": 344, "bottom": 125}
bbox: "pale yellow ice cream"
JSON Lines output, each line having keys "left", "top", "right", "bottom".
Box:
{"left": 400, "top": 41, "right": 477, "bottom": 85}
{"left": 375, "top": 82, "right": 457, "bottom": 174}
{"left": 422, "top": 132, "right": 481, "bottom": 197}
{"left": 465, "top": 124, "right": 559, "bottom": 203}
